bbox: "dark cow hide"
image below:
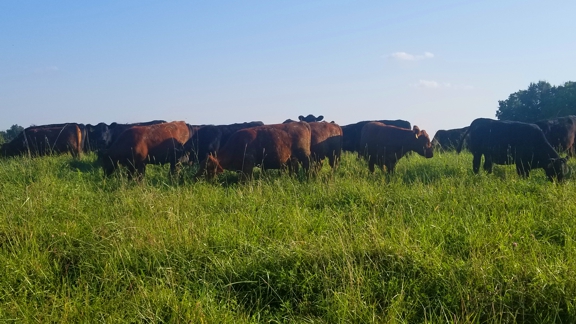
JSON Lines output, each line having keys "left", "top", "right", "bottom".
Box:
{"left": 457, "top": 118, "right": 568, "bottom": 181}
{"left": 86, "top": 120, "right": 167, "bottom": 152}
{"left": 183, "top": 121, "right": 264, "bottom": 164}
{"left": 98, "top": 121, "right": 190, "bottom": 178}
{"left": 1, "top": 124, "right": 83, "bottom": 158}
{"left": 432, "top": 126, "right": 469, "bottom": 151}
{"left": 342, "top": 119, "right": 411, "bottom": 153}
{"left": 359, "top": 122, "right": 433, "bottom": 173}
{"left": 308, "top": 122, "right": 343, "bottom": 172}
{"left": 195, "top": 122, "right": 312, "bottom": 181}
{"left": 535, "top": 115, "right": 576, "bottom": 156}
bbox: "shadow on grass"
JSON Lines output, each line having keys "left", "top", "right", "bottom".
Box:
{"left": 68, "top": 160, "right": 98, "bottom": 173}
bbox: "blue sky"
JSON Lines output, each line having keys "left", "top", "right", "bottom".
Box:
{"left": 1, "top": 0, "right": 575, "bottom": 136}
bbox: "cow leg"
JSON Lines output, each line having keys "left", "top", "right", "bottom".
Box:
{"left": 240, "top": 158, "right": 255, "bottom": 181}
{"left": 294, "top": 151, "right": 310, "bottom": 175}
{"left": 516, "top": 163, "right": 529, "bottom": 178}
{"left": 368, "top": 157, "right": 376, "bottom": 173}
{"left": 483, "top": 156, "right": 493, "bottom": 174}
{"left": 287, "top": 157, "right": 299, "bottom": 176}
{"left": 125, "top": 161, "right": 145, "bottom": 180}
{"left": 472, "top": 154, "right": 482, "bottom": 174}
{"left": 317, "top": 160, "right": 324, "bottom": 172}
{"left": 385, "top": 161, "right": 397, "bottom": 174}
{"left": 169, "top": 161, "right": 181, "bottom": 178}
{"left": 328, "top": 151, "right": 340, "bottom": 170}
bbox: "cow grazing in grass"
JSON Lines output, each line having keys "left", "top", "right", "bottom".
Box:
{"left": 359, "top": 122, "right": 433, "bottom": 173}
{"left": 283, "top": 114, "right": 324, "bottom": 123}
{"left": 195, "top": 122, "right": 311, "bottom": 180}
{"left": 457, "top": 118, "right": 568, "bottom": 181}
{"left": 1, "top": 124, "right": 83, "bottom": 158}
{"left": 98, "top": 121, "right": 190, "bottom": 177}
{"left": 183, "top": 121, "right": 264, "bottom": 164}
{"left": 535, "top": 115, "right": 576, "bottom": 156}
{"left": 432, "top": 126, "right": 469, "bottom": 151}
{"left": 342, "top": 119, "right": 411, "bottom": 153}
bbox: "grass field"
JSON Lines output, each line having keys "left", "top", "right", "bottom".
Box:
{"left": 1, "top": 151, "right": 575, "bottom": 323}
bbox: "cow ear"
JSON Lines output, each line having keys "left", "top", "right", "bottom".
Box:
{"left": 316, "top": 115, "right": 324, "bottom": 121}
{"left": 298, "top": 115, "right": 305, "bottom": 121}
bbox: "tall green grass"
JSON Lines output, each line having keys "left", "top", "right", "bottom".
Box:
{"left": 0, "top": 151, "right": 575, "bottom": 322}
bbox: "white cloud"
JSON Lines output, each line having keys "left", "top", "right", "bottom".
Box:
{"left": 389, "top": 51, "right": 434, "bottom": 61}
{"left": 413, "top": 79, "right": 473, "bottom": 89}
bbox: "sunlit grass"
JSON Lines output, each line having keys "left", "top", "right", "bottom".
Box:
{"left": 0, "top": 151, "right": 575, "bottom": 322}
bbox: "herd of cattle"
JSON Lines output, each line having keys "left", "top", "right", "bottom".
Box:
{"left": 1, "top": 114, "right": 576, "bottom": 181}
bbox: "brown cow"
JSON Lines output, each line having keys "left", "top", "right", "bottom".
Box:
{"left": 1, "top": 124, "right": 82, "bottom": 158}
{"left": 360, "top": 122, "right": 433, "bottom": 173}
{"left": 195, "top": 122, "right": 312, "bottom": 181}
{"left": 98, "top": 121, "right": 190, "bottom": 177}
{"left": 308, "top": 121, "right": 343, "bottom": 173}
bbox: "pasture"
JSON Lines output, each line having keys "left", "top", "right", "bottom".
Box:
{"left": 1, "top": 151, "right": 575, "bottom": 323}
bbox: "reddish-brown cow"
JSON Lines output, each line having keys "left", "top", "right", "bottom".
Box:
{"left": 308, "top": 121, "right": 343, "bottom": 172}
{"left": 360, "top": 122, "right": 433, "bottom": 173}
{"left": 98, "top": 121, "right": 190, "bottom": 177}
{"left": 1, "top": 124, "right": 82, "bottom": 158}
{"left": 195, "top": 122, "right": 311, "bottom": 180}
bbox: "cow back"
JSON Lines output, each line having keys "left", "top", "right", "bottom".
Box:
{"left": 342, "top": 119, "right": 411, "bottom": 152}
{"left": 360, "top": 122, "right": 433, "bottom": 159}
{"left": 308, "top": 122, "right": 343, "bottom": 162}
{"left": 215, "top": 122, "right": 311, "bottom": 171}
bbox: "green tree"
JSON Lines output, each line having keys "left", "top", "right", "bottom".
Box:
{"left": 496, "top": 81, "right": 553, "bottom": 122}
{"left": 3, "top": 124, "right": 24, "bottom": 142}
{"left": 0, "top": 132, "right": 5, "bottom": 145}
{"left": 496, "top": 81, "right": 576, "bottom": 122}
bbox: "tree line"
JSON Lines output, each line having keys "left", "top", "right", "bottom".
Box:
{"left": 496, "top": 80, "right": 576, "bottom": 122}
{"left": 0, "top": 125, "right": 24, "bottom": 145}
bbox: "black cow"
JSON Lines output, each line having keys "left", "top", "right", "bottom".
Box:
{"left": 457, "top": 118, "right": 568, "bottom": 181}
{"left": 535, "top": 115, "right": 576, "bottom": 156}
{"left": 432, "top": 126, "right": 469, "bottom": 151}
{"left": 85, "top": 120, "right": 167, "bottom": 152}
{"left": 283, "top": 114, "right": 324, "bottom": 123}
{"left": 341, "top": 119, "right": 411, "bottom": 153}
{"left": 183, "top": 121, "right": 264, "bottom": 164}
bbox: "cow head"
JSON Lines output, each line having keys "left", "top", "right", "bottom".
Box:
{"left": 195, "top": 154, "right": 224, "bottom": 180}
{"left": 413, "top": 126, "right": 434, "bottom": 158}
{"left": 298, "top": 114, "right": 324, "bottom": 122}
{"left": 545, "top": 156, "right": 569, "bottom": 182}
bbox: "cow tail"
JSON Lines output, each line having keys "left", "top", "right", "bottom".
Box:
{"left": 456, "top": 126, "right": 471, "bottom": 154}
{"left": 76, "top": 125, "right": 82, "bottom": 158}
